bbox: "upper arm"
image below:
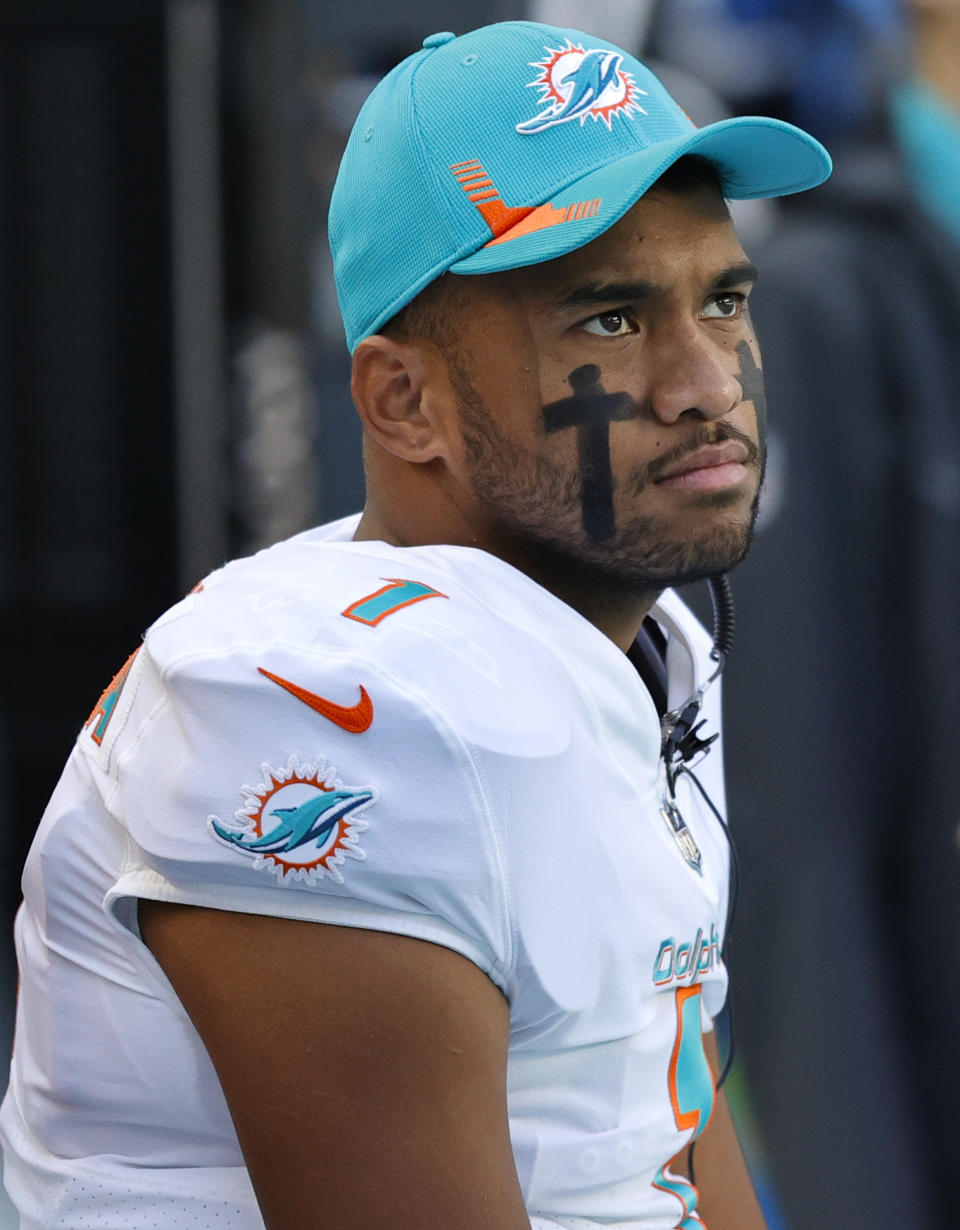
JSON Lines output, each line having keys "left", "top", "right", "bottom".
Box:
{"left": 139, "top": 902, "right": 530, "bottom": 1230}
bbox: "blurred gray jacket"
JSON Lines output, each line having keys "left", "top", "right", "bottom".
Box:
{"left": 724, "top": 133, "right": 960, "bottom": 1230}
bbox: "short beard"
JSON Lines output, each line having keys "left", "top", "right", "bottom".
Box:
{"left": 452, "top": 359, "right": 762, "bottom": 599}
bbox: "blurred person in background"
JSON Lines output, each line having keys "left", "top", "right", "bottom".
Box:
{"left": 721, "top": 2, "right": 960, "bottom": 1227}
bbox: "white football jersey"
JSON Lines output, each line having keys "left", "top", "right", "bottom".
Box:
{"left": 1, "top": 514, "right": 730, "bottom": 1229}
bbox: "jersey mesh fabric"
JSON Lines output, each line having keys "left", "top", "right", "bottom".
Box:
{"left": 1, "top": 514, "right": 730, "bottom": 1227}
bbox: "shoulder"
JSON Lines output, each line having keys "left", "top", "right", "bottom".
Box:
{"left": 134, "top": 532, "right": 586, "bottom": 761}
{"left": 86, "top": 532, "right": 537, "bottom": 980}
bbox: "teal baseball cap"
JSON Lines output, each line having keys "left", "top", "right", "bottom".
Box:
{"left": 329, "top": 20, "right": 831, "bottom": 352}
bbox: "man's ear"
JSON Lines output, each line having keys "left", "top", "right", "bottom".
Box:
{"left": 351, "top": 335, "right": 451, "bottom": 463}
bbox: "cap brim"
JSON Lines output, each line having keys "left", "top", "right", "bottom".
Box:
{"left": 451, "top": 115, "right": 831, "bottom": 276}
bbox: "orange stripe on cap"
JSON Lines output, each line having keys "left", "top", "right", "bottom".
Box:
{"left": 474, "top": 197, "right": 536, "bottom": 237}
{"left": 450, "top": 161, "right": 533, "bottom": 237}
{"left": 450, "top": 162, "right": 603, "bottom": 245}
{"left": 483, "top": 197, "right": 604, "bottom": 248}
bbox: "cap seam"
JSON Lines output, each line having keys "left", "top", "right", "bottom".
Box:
{"left": 349, "top": 45, "right": 477, "bottom": 347}
{"left": 407, "top": 44, "right": 485, "bottom": 264}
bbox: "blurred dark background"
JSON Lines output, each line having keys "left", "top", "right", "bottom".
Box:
{"left": 3, "top": 2, "right": 958, "bottom": 1227}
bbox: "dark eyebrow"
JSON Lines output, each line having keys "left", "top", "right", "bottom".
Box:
{"left": 558, "top": 280, "right": 659, "bottom": 309}
{"left": 555, "top": 262, "right": 759, "bottom": 312}
{"left": 712, "top": 260, "right": 759, "bottom": 290}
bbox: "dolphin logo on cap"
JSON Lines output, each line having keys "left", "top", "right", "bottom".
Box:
{"left": 517, "top": 42, "right": 646, "bottom": 134}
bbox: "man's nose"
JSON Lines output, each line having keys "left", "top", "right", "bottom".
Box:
{"left": 646, "top": 322, "right": 741, "bottom": 425}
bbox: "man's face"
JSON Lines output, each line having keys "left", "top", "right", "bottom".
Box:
{"left": 439, "top": 179, "right": 765, "bottom": 593}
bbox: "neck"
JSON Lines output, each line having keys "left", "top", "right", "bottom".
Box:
{"left": 355, "top": 501, "right": 658, "bottom": 652}
{"left": 479, "top": 534, "right": 661, "bottom": 651}
{"left": 912, "top": 5, "right": 960, "bottom": 113}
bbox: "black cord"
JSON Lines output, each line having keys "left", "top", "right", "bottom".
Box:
{"left": 707, "top": 573, "right": 735, "bottom": 660}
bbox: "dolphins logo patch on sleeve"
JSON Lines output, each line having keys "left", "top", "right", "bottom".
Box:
{"left": 517, "top": 41, "right": 647, "bottom": 134}
{"left": 209, "top": 755, "right": 376, "bottom": 885}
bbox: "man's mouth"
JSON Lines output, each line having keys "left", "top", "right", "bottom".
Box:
{"left": 653, "top": 441, "right": 751, "bottom": 491}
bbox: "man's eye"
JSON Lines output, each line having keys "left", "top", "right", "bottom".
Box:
{"left": 582, "top": 310, "right": 636, "bottom": 337}
{"left": 702, "top": 293, "right": 745, "bottom": 320}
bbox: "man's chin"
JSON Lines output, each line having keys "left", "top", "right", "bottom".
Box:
{"left": 604, "top": 516, "right": 756, "bottom": 590}
{"left": 507, "top": 523, "right": 752, "bottom": 602}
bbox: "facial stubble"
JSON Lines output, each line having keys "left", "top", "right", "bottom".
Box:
{"left": 450, "top": 358, "right": 764, "bottom": 595}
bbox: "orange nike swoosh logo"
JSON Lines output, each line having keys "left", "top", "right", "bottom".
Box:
{"left": 258, "top": 668, "right": 373, "bottom": 733}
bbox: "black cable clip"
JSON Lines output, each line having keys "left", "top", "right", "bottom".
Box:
{"left": 661, "top": 697, "right": 719, "bottom": 770}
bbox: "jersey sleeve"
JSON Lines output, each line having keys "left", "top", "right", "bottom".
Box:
{"left": 95, "top": 601, "right": 514, "bottom": 992}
